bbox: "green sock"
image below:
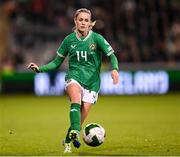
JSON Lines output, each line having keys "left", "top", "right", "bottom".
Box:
{"left": 65, "top": 127, "right": 71, "bottom": 143}
{"left": 70, "top": 103, "right": 81, "bottom": 132}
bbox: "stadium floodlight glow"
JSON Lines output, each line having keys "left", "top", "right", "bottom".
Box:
{"left": 133, "top": 71, "right": 169, "bottom": 94}
{"left": 34, "top": 72, "right": 66, "bottom": 96}
{"left": 100, "top": 70, "right": 169, "bottom": 95}
{"left": 34, "top": 70, "right": 169, "bottom": 96}
{"left": 34, "top": 73, "right": 50, "bottom": 96}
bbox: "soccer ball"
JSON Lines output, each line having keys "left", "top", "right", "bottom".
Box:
{"left": 83, "top": 123, "right": 106, "bottom": 147}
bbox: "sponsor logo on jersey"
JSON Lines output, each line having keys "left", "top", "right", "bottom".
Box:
{"left": 71, "top": 45, "right": 76, "bottom": 49}
{"left": 89, "top": 44, "right": 96, "bottom": 51}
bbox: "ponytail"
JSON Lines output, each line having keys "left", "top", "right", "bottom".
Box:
{"left": 89, "top": 20, "right": 96, "bottom": 30}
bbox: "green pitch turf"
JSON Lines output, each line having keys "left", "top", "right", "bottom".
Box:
{"left": 0, "top": 93, "right": 180, "bottom": 156}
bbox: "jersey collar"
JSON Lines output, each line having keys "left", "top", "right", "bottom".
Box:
{"left": 75, "top": 30, "right": 92, "bottom": 41}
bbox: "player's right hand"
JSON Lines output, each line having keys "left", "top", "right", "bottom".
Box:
{"left": 27, "top": 62, "right": 40, "bottom": 73}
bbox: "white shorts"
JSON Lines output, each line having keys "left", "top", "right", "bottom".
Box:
{"left": 65, "top": 79, "right": 98, "bottom": 104}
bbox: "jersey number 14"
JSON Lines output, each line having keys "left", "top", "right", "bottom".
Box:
{"left": 76, "top": 51, "right": 87, "bottom": 61}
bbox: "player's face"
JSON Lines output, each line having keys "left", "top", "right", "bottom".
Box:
{"left": 75, "top": 12, "right": 91, "bottom": 34}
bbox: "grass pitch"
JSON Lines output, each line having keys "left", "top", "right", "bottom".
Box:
{"left": 0, "top": 93, "right": 180, "bottom": 156}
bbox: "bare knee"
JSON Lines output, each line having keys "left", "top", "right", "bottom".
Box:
{"left": 66, "top": 83, "right": 81, "bottom": 104}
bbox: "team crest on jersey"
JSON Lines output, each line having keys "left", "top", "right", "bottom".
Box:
{"left": 89, "top": 44, "right": 96, "bottom": 51}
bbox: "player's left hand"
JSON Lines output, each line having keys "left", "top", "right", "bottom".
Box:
{"left": 111, "top": 70, "right": 119, "bottom": 84}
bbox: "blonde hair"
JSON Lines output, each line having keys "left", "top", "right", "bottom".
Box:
{"left": 73, "top": 8, "right": 96, "bottom": 31}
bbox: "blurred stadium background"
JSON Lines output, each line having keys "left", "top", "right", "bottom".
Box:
{"left": 0, "top": 0, "right": 180, "bottom": 156}
{"left": 0, "top": 0, "right": 180, "bottom": 94}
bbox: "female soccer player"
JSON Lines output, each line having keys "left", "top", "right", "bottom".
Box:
{"left": 28, "top": 8, "right": 119, "bottom": 153}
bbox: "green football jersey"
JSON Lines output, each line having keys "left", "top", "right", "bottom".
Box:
{"left": 57, "top": 30, "right": 114, "bottom": 92}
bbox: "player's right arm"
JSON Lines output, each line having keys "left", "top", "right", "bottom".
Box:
{"left": 27, "top": 55, "right": 65, "bottom": 72}
{"left": 27, "top": 37, "right": 68, "bottom": 73}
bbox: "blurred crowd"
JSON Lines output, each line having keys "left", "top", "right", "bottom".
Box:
{"left": 0, "top": 0, "right": 179, "bottom": 71}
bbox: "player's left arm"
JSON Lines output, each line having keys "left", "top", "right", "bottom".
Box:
{"left": 109, "top": 54, "right": 119, "bottom": 84}
{"left": 96, "top": 34, "right": 119, "bottom": 84}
